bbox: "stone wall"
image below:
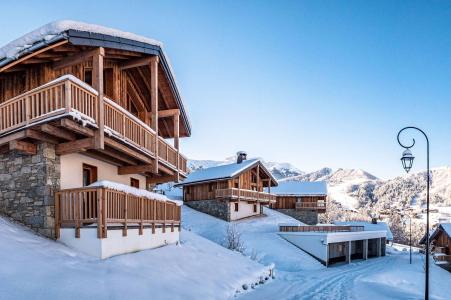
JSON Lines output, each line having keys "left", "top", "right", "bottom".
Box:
{"left": 0, "top": 143, "right": 60, "bottom": 238}
{"left": 185, "top": 199, "right": 231, "bottom": 221}
{"left": 276, "top": 209, "right": 319, "bottom": 225}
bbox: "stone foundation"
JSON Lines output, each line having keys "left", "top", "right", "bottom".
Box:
{"left": 185, "top": 199, "right": 231, "bottom": 221}
{"left": 0, "top": 143, "right": 60, "bottom": 238}
{"left": 276, "top": 209, "right": 318, "bottom": 225}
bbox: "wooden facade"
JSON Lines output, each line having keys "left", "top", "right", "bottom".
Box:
{"left": 0, "top": 29, "right": 191, "bottom": 185}
{"left": 271, "top": 195, "right": 327, "bottom": 212}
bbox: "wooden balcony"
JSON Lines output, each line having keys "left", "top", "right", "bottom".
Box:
{"left": 279, "top": 225, "right": 365, "bottom": 233}
{"left": 215, "top": 188, "right": 276, "bottom": 203}
{"left": 55, "top": 186, "right": 181, "bottom": 239}
{"left": 295, "top": 201, "right": 326, "bottom": 210}
{"left": 0, "top": 76, "right": 188, "bottom": 176}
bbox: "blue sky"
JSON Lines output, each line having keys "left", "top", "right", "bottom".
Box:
{"left": 1, "top": 1, "right": 450, "bottom": 179}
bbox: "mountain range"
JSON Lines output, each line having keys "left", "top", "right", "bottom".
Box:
{"left": 188, "top": 158, "right": 451, "bottom": 223}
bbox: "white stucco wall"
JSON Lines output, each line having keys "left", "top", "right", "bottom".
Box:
{"left": 59, "top": 227, "right": 179, "bottom": 259}
{"left": 230, "top": 201, "right": 261, "bottom": 221}
{"left": 278, "top": 232, "right": 328, "bottom": 263}
{"left": 60, "top": 153, "right": 146, "bottom": 189}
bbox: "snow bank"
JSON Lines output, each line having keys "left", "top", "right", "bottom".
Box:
{"left": 88, "top": 180, "right": 182, "bottom": 205}
{"left": 0, "top": 216, "right": 270, "bottom": 299}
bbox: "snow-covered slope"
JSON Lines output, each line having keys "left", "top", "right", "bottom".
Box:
{"left": 0, "top": 216, "right": 270, "bottom": 300}
{"left": 183, "top": 206, "right": 324, "bottom": 272}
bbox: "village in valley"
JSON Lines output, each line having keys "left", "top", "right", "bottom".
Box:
{"left": 1, "top": 2, "right": 451, "bottom": 300}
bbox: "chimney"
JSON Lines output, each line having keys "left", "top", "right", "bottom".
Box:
{"left": 371, "top": 218, "right": 377, "bottom": 224}
{"left": 236, "top": 151, "right": 247, "bottom": 164}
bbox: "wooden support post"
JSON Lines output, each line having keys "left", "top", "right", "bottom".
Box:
{"left": 139, "top": 197, "right": 144, "bottom": 235}
{"left": 75, "top": 192, "right": 81, "bottom": 238}
{"left": 363, "top": 239, "right": 368, "bottom": 260}
{"left": 123, "top": 194, "right": 128, "bottom": 237}
{"left": 257, "top": 165, "right": 260, "bottom": 201}
{"left": 150, "top": 56, "right": 159, "bottom": 173}
{"left": 64, "top": 80, "right": 72, "bottom": 113}
{"left": 171, "top": 223, "right": 174, "bottom": 232}
{"left": 174, "top": 113, "right": 180, "bottom": 182}
{"left": 92, "top": 47, "right": 105, "bottom": 150}
{"left": 102, "top": 189, "right": 107, "bottom": 238}
{"left": 162, "top": 201, "right": 166, "bottom": 233}
{"left": 97, "top": 190, "right": 103, "bottom": 239}
{"left": 152, "top": 201, "right": 156, "bottom": 234}
{"left": 55, "top": 193, "right": 60, "bottom": 239}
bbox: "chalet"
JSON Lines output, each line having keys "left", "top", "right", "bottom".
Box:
{"left": 278, "top": 224, "right": 387, "bottom": 266}
{"left": 420, "top": 223, "right": 451, "bottom": 271}
{"left": 270, "top": 181, "right": 327, "bottom": 225}
{"left": 0, "top": 21, "right": 190, "bottom": 258}
{"left": 175, "top": 152, "right": 278, "bottom": 221}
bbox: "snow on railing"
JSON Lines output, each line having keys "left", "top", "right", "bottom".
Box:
{"left": 215, "top": 188, "right": 276, "bottom": 203}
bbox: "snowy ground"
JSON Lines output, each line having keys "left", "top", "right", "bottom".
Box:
{"left": 183, "top": 206, "right": 451, "bottom": 300}
{"left": 0, "top": 217, "right": 270, "bottom": 300}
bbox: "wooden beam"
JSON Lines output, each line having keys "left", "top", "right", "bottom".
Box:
{"left": 104, "top": 137, "right": 153, "bottom": 164}
{"left": 174, "top": 113, "right": 180, "bottom": 182}
{"left": 55, "top": 138, "right": 95, "bottom": 155}
{"left": 83, "top": 151, "right": 125, "bottom": 166}
{"left": 25, "top": 129, "right": 60, "bottom": 144}
{"left": 118, "top": 164, "right": 154, "bottom": 175}
{"left": 93, "top": 47, "right": 105, "bottom": 149}
{"left": 9, "top": 140, "right": 37, "bottom": 155}
{"left": 99, "top": 147, "right": 137, "bottom": 166}
{"left": 53, "top": 48, "right": 101, "bottom": 70}
{"left": 59, "top": 119, "right": 94, "bottom": 137}
{"left": 120, "top": 57, "right": 153, "bottom": 70}
{"left": 150, "top": 56, "right": 159, "bottom": 173}
{"left": 159, "top": 109, "right": 180, "bottom": 118}
{"left": 158, "top": 163, "right": 175, "bottom": 176}
{"left": 0, "top": 40, "right": 68, "bottom": 73}
{"left": 40, "top": 124, "right": 76, "bottom": 141}
{"left": 0, "top": 131, "right": 26, "bottom": 146}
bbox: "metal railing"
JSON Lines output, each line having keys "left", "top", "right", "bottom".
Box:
{"left": 279, "top": 225, "right": 365, "bottom": 233}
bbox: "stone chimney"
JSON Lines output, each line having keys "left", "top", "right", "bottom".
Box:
{"left": 236, "top": 151, "right": 247, "bottom": 164}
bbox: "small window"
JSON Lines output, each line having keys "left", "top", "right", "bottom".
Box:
{"left": 234, "top": 181, "right": 239, "bottom": 189}
{"left": 84, "top": 69, "right": 92, "bottom": 86}
{"left": 82, "top": 164, "right": 97, "bottom": 186}
{"left": 186, "top": 186, "right": 190, "bottom": 195}
{"left": 130, "top": 178, "right": 140, "bottom": 188}
{"left": 251, "top": 173, "right": 257, "bottom": 183}
{"left": 234, "top": 202, "right": 239, "bottom": 212}
{"left": 209, "top": 183, "right": 214, "bottom": 192}
{"left": 253, "top": 204, "right": 257, "bottom": 213}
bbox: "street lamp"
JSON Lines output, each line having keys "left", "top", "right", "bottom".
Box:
{"left": 397, "top": 126, "right": 430, "bottom": 300}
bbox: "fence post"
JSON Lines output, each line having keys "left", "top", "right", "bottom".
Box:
{"left": 123, "top": 194, "right": 128, "bottom": 237}
{"left": 162, "top": 202, "right": 166, "bottom": 233}
{"left": 96, "top": 189, "right": 103, "bottom": 238}
{"left": 55, "top": 193, "right": 60, "bottom": 239}
{"left": 75, "top": 192, "right": 81, "bottom": 238}
{"left": 102, "top": 189, "right": 107, "bottom": 238}
{"left": 139, "top": 197, "right": 144, "bottom": 235}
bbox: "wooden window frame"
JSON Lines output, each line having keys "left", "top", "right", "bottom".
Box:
{"left": 82, "top": 163, "right": 98, "bottom": 187}
{"left": 130, "top": 177, "right": 140, "bottom": 188}
{"left": 234, "top": 202, "right": 239, "bottom": 212}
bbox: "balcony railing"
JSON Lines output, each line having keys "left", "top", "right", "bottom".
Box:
{"left": 295, "top": 202, "right": 326, "bottom": 210}
{"left": 55, "top": 186, "right": 181, "bottom": 239}
{"left": 279, "top": 225, "right": 365, "bottom": 233}
{"left": 215, "top": 188, "right": 276, "bottom": 203}
{"left": 434, "top": 255, "right": 451, "bottom": 264}
{"left": 0, "top": 75, "right": 187, "bottom": 174}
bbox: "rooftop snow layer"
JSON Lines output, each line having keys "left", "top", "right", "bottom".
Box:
{"left": 271, "top": 181, "right": 327, "bottom": 196}
{"left": 0, "top": 20, "right": 162, "bottom": 60}
{"left": 334, "top": 221, "right": 393, "bottom": 241}
{"left": 88, "top": 180, "right": 182, "bottom": 205}
{"left": 176, "top": 159, "right": 265, "bottom": 186}
{"left": 440, "top": 223, "right": 451, "bottom": 237}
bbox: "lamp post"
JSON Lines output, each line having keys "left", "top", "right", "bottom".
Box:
{"left": 397, "top": 126, "right": 429, "bottom": 300}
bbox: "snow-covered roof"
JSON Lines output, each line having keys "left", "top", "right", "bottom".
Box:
{"left": 0, "top": 20, "right": 162, "bottom": 61}
{"left": 426, "top": 223, "right": 451, "bottom": 243}
{"left": 175, "top": 159, "right": 277, "bottom": 186}
{"left": 334, "top": 221, "right": 393, "bottom": 241}
{"left": 440, "top": 223, "right": 451, "bottom": 237}
{"left": 88, "top": 180, "right": 182, "bottom": 206}
{"left": 271, "top": 181, "right": 327, "bottom": 196}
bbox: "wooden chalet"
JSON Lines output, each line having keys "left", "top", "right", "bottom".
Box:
{"left": 420, "top": 223, "right": 451, "bottom": 271}
{"left": 0, "top": 21, "right": 190, "bottom": 257}
{"left": 175, "top": 152, "right": 278, "bottom": 221}
{"left": 270, "top": 181, "right": 327, "bottom": 224}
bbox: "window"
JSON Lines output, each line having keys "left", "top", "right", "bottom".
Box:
{"left": 234, "top": 202, "right": 239, "bottom": 212}
{"left": 84, "top": 69, "right": 92, "bottom": 86}
{"left": 82, "top": 164, "right": 98, "bottom": 186}
{"left": 209, "top": 183, "right": 214, "bottom": 192}
{"left": 253, "top": 204, "right": 257, "bottom": 213}
{"left": 103, "top": 68, "right": 113, "bottom": 98}
{"left": 130, "top": 178, "right": 140, "bottom": 188}
{"left": 251, "top": 173, "right": 257, "bottom": 183}
{"left": 186, "top": 186, "right": 190, "bottom": 195}
{"left": 234, "top": 180, "right": 239, "bottom": 189}
{"left": 296, "top": 197, "right": 303, "bottom": 203}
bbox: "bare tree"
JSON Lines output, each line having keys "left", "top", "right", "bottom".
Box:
{"left": 224, "top": 224, "right": 245, "bottom": 253}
